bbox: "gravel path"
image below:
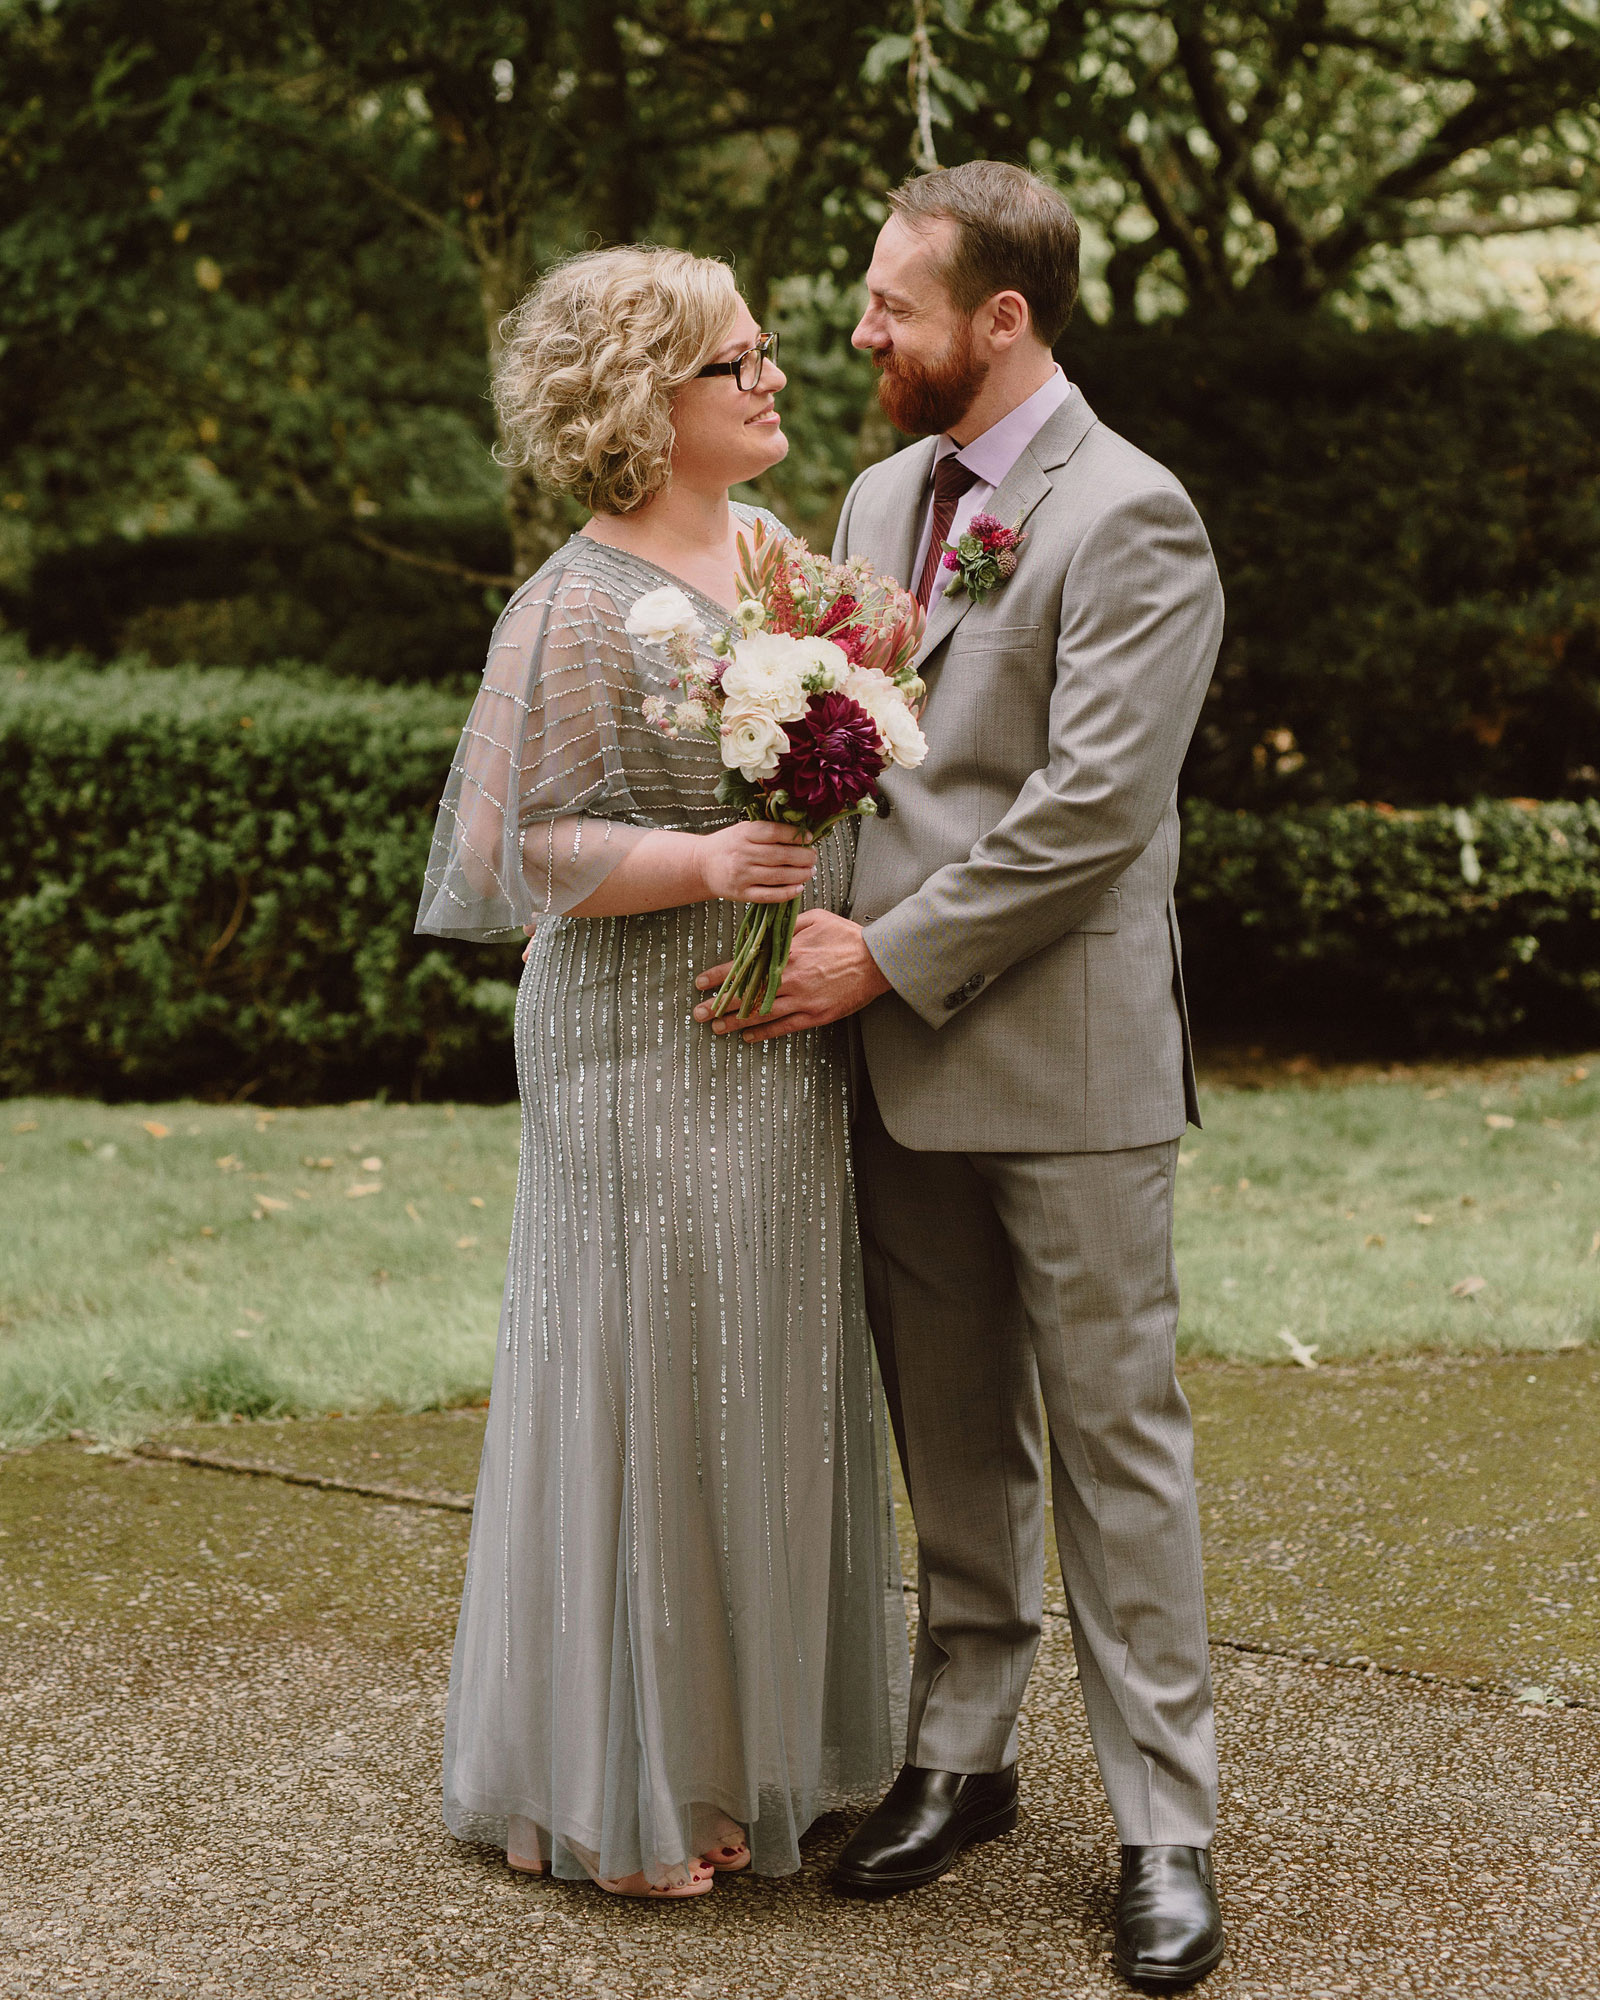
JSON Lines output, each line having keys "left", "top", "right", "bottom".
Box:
{"left": 3, "top": 1356, "right": 1598, "bottom": 1999}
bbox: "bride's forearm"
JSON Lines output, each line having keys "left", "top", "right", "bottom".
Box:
{"left": 563, "top": 830, "right": 710, "bottom": 919}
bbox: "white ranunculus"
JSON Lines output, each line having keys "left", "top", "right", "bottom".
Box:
{"left": 721, "top": 704, "right": 789, "bottom": 781}
{"left": 790, "top": 636, "right": 849, "bottom": 690}
{"left": 843, "top": 668, "right": 927, "bottom": 769}
{"left": 876, "top": 699, "right": 928, "bottom": 769}
{"left": 624, "top": 585, "right": 700, "bottom": 647}
{"left": 719, "top": 634, "right": 809, "bottom": 722}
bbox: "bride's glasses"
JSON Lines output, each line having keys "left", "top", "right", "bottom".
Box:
{"left": 695, "top": 331, "right": 780, "bottom": 393}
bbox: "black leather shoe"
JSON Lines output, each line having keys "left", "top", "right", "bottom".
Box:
{"left": 1113, "top": 1844, "right": 1225, "bottom": 1990}
{"left": 832, "top": 1763, "right": 1018, "bottom": 1895}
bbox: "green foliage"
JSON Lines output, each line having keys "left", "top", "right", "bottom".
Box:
{"left": 1071, "top": 318, "right": 1600, "bottom": 809}
{"left": 3, "top": 656, "right": 1597, "bottom": 1103}
{"left": 2, "top": 509, "right": 511, "bottom": 680}
{"left": 0, "top": 650, "right": 519, "bottom": 1101}
{"left": 1181, "top": 797, "right": 1600, "bottom": 1047}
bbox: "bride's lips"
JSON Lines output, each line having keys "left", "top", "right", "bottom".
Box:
{"left": 745, "top": 404, "right": 782, "bottom": 427}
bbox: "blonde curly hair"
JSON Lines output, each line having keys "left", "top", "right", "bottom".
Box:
{"left": 494, "top": 247, "right": 742, "bottom": 517}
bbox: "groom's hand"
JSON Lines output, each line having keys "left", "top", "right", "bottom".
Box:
{"left": 694, "top": 910, "right": 891, "bottom": 1042}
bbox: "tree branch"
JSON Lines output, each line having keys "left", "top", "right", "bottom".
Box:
{"left": 1113, "top": 132, "right": 1224, "bottom": 304}
{"left": 1312, "top": 43, "right": 1600, "bottom": 284}
{"left": 1173, "top": 22, "right": 1318, "bottom": 305}
{"left": 348, "top": 526, "right": 516, "bottom": 591}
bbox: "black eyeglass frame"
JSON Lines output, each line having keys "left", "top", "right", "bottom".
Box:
{"left": 694, "top": 330, "right": 780, "bottom": 392}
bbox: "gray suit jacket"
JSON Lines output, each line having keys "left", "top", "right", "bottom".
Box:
{"left": 834, "top": 393, "right": 1222, "bottom": 1153}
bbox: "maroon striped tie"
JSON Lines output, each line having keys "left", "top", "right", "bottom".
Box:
{"left": 914, "top": 454, "right": 979, "bottom": 608}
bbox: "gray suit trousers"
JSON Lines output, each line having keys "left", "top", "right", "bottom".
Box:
{"left": 855, "top": 1081, "right": 1218, "bottom": 1847}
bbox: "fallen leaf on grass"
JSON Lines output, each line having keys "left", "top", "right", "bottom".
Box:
{"left": 142, "top": 1121, "right": 170, "bottom": 1139}
{"left": 405, "top": 1201, "right": 422, "bottom": 1223}
{"left": 1237, "top": 1177, "right": 1251, "bottom": 1191}
{"left": 255, "top": 1195, "right": 289, "bottom": 1213}
{"left": 231, "top": 1328, "right": 254, "bottom": 1340}
{"left": 1413, "top": 1213, "right": 1435, "bottom": 1227}
{"left": 360, "top": 1155, "right": 383, "bottom": 1172}
{"left": 469, "top": 1196, "right": 485, "bottom": 1208}
{"left": 215, "top": 1155, "right": 242, "bottom": 1172}
{"left": 294, "top": 1188, "right": 311, "bottom": 1200}
{"left": 302, "top": 1156, "right": 335, "bottom": 1170}
{"left": 1275, "top": 1328, "right": 1319, "bottom": 1369}
{"left": 346, "top": 1183, "right": 381, "bottom": 1199}
{"left": 1424, "top": 1087, "right": 1448, "bottom": 1100}
{"left": 13, "top": 1120, "right": 37, "bottom": 1134}
{"left": 199, "top": 1226, "right": 215, "bottom": 1238}
{"left": 1484, "top": 1113, "right": 1516, "bottom": 1130}
{"left": 1569, "top": 1066, "right": 1590, "bottom": 1084}
{"left": 1588, "top": 1231, "right": 1600, "bottom": 1260}
{"left": 1451, "top": 1276, "right": 1487, "bottom": 1297}
{"left": 455, "top": 1235, "right": 478, "bottom": 1251}
{"left": 1363, "top": 1233, "right": 1385, "bottom": 1248}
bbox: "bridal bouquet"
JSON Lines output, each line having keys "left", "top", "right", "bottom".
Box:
{"left": 631, "top": 522, "right": 927, "bottom": 1019}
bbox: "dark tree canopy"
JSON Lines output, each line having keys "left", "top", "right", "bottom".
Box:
{"left": 3, "top": 0, "right": 1598, "bottom": 573}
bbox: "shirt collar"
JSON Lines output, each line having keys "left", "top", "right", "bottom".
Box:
{"left": 936, "top": 366, "right": 1074, "bottom": 487}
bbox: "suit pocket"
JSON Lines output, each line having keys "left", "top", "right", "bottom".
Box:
{"left": 1072, "top": 888, "right": 1120, "bottom": 934}
{"left": 955, "top": 623, "right": 1042, "bottom": 653}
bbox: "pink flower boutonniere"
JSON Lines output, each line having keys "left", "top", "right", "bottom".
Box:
{"left": 941, "top": 512, "right": 1026, "bottom": 604}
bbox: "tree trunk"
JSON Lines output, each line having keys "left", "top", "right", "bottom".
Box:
{"left": 478, "top": 248, "right": 574, "bottom": 582}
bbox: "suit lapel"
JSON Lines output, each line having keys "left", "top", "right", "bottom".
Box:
{"left": 912, "top": 393, "right": 1101, "bottom": 673}
{"left": 852, "top": 437, "right": 935, "bottom": 592}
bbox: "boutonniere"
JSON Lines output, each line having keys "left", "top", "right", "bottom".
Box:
{"left": 941, "top": 513, "right": 1026, "bottom": 603}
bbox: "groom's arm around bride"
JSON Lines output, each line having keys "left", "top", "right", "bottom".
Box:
{"left": 698, "top": 159, "right": 1229, "bottom": 1990}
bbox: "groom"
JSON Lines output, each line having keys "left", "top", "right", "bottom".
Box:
{"left": 697, "top": 161, "right": 1224, "bottom": 1989}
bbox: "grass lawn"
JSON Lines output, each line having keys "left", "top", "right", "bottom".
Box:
{"left": 2, "top": 1054, "right": 1596, "bottom": 1447}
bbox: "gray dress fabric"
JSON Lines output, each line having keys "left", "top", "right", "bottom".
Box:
{"left": 416, "top": 515, "right": 906, "bottom": 1884}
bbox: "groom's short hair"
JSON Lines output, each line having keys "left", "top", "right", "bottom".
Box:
{"left": 889, "top": 161, "right": 1080, "bottom": 346}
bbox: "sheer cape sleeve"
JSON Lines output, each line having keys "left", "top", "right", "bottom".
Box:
{"left": 416, "top": 565, "right": 654, "bottom": 941}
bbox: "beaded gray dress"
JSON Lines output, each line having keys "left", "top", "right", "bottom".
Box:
{"left": 416, "top": 512, "right": 906, "bottom": 1884}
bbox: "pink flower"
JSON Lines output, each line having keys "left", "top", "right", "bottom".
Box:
{"left": 942, "top": 549, "right": 960, "bottom": 570}
{"left": 967, "top": 512, "right": 1011, "bottom": 551}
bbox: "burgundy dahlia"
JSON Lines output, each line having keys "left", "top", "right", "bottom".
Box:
{"left": 968, "top": 511, "right": 1009, "bottom": 550}
{"left": 773, "top": 692, "right": 885, "bottom": 819}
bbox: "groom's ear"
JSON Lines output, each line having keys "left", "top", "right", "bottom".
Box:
{"left": 978, "top": 288, "right": 1033, "bottom": 351}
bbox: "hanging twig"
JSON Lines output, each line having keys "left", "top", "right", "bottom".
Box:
{"left": 348, "top": 527, "right": 517, "bottom": 591}
{"left": 909, "top": 0, "right": 939, "bottom": 171}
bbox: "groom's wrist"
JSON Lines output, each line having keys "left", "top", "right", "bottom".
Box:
{"left": 854, "top": 929, "right": 893, "bottom": 1004}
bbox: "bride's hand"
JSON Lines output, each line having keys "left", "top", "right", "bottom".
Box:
{"left": 523, "top": 923, "right": 536, "bottom": 963}
{"left": 698, "top": 822, "right": 816, "bottom": 903}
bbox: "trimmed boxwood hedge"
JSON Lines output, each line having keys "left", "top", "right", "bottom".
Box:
{"left": 3, "top": 657, "right": 1598, "bottom": 1100}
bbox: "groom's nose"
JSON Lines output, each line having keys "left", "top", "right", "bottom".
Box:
{"left": 850, "top": 306, "right": 883, "bottom": 352}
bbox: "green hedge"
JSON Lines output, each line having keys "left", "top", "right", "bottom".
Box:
{"left": 0, "top": 508, "right": 515, "bottom": 683}
{"left": 3, "top": 658, "right": 1598, "bottom": 1100}
{"left": 0, "top": 653, "right": 522, "bottom": 1101}
{"left": 1179, "top": 798, "right": 1600, "bottom": 1046}
{"left": 1069, "top": 320, "right": 1600, "bottom": 812}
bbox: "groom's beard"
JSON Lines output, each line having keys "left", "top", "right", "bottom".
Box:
{"left": 872, "top": 323, "right": 987, "bottom": 437}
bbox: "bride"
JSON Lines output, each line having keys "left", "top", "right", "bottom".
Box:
{"left": 416, "top": 246, "right": 905, "bottom": 1897}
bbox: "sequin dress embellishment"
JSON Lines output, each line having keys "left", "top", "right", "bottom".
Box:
{"left": 420, "top": 516, "right": 907, "bottom": 1884}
